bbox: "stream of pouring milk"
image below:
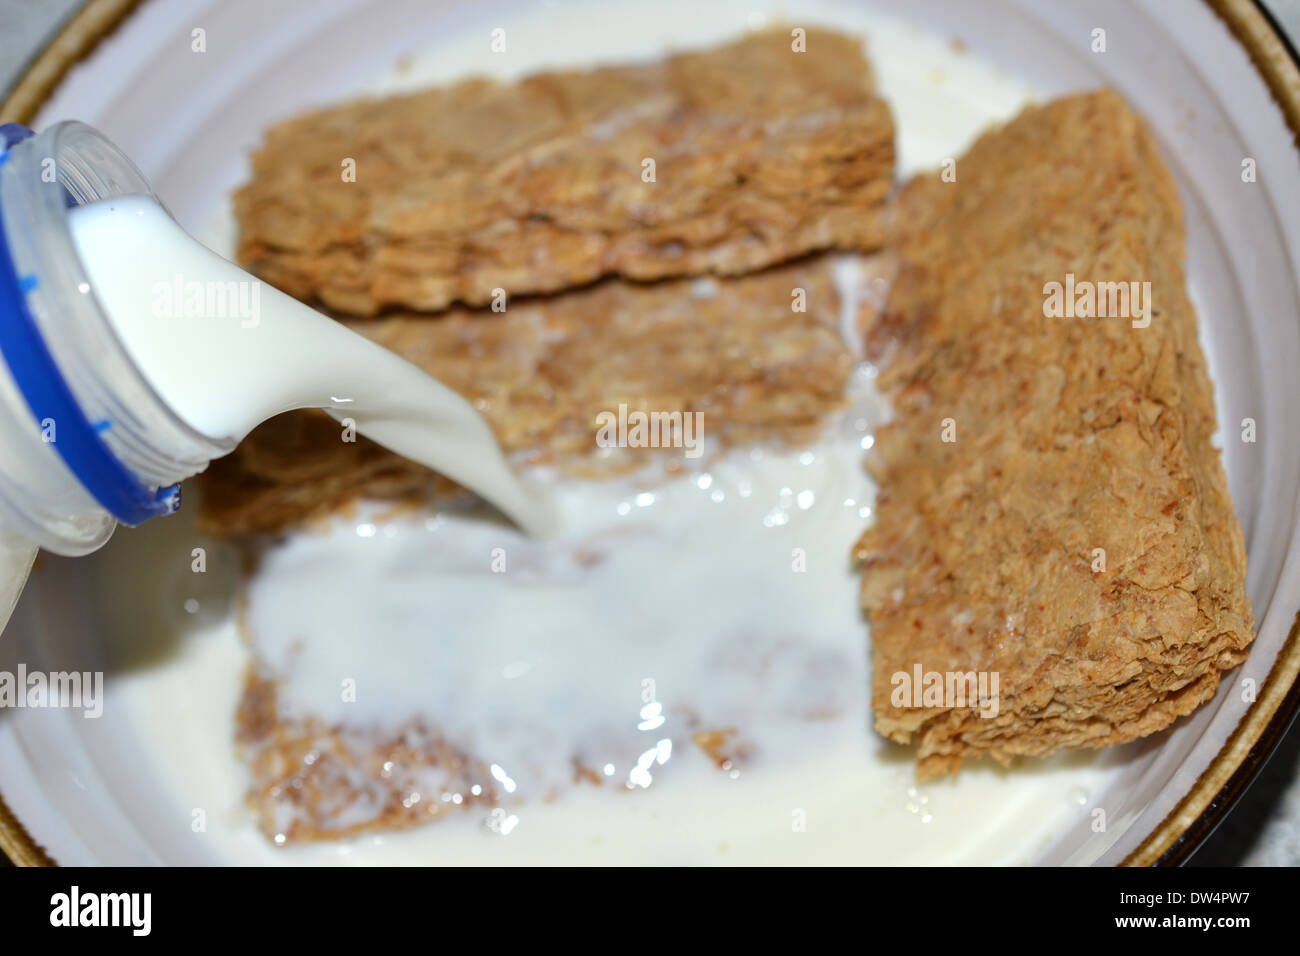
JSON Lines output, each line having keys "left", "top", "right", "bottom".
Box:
{"left": 88, "top": 3, "right": 1137, "bottom": 865}
{"left": 67, "top": 197, "right": 549, "bottom": 536}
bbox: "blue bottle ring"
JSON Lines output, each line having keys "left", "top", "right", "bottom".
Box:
{"left": 0, "top": 123, "right": 181, "bottom": 526}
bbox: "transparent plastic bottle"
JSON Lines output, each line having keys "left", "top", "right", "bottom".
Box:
{"left": 0, "top": 121, "right": 232, "bottom": 633}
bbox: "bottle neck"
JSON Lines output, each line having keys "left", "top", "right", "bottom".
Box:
{"left": 0, "top": 121, "right": 231, "bottom": 556}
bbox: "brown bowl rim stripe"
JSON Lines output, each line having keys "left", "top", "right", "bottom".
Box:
{"left": 0, "top": 0, "right": 143, "bottom": 127}
{"left": 1, "top": 0, "right": 1298, "bottom": 868}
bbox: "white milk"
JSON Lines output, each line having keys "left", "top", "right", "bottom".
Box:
{"left": 245, "top": 371, "right": 886, "bottom": 805}
{"left": 66, "top": 197, "right": 549, "bottom": 535}
{"left": 103, "top": 409, "right": 1131, "bottom": 865}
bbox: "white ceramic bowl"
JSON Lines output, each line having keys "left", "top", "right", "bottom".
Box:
{"left": 1, "top": 0, "right": 1298, "bottom": 865}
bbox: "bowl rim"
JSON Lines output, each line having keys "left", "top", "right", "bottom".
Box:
{"left": 0, "top": 0, "right": 1297, "bottom": 868}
